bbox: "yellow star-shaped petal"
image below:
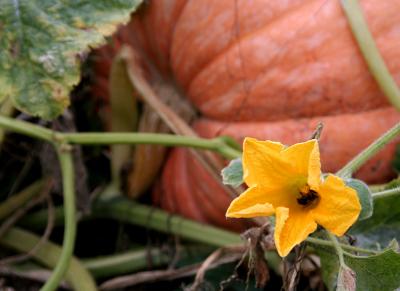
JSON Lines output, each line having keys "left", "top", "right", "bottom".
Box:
{"left": 226, "top": 138, "right": 361, "bottom": 257}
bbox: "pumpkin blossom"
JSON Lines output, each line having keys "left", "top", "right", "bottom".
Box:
{"left": 226, "top": 138, "right": 361, "bottom": 257}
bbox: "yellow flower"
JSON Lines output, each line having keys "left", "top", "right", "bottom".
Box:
{"left": 226, "top": 138, "right": 361, "bottom": 257}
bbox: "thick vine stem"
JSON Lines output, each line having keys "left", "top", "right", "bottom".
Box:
{"left": 341, "top": 0, "right": 400, "bottom": 111}
{"left": 0, "top": 227, "right": 96, "bottom": 290}
{"left": 20, "top": 198, "right": 379, "bottom": 257}
{"left": 336, "top": 122, "right": 400, "bottom": 178}
{"left": 83, "top": 246, "right": 214, "bottom": 278}
{"left": 40, "top": 147, "right": 77, "bottom": 291}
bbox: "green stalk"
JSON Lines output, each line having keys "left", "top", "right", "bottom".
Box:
{"left": 20, "top": 200, "right": 241, "bottom": 247}
{"left": 92, "top": 198, "right": 242, "bottom": 247}
{"left": 0, "top": 227, "right": 96, "bottom": 290}
{"left": 341, "top": 0, "right": 400, "bottom": 111}
{"left": 20, "top": 198, "right": 378, "bottom": 257}
{"left": 40, "top": 149, "right": 77, "bottom": 291}
{"left": 83, "top": 248, "right": 170, "bottom": 278}
{"left": 336, "top": 122, "right": 400, "bottom": 178}
{"left": 372, "top": 187, "right": 400, "bottom": 200}
{"left": 0, "top": 115, "right": 240, "bottom": 160}
{"left": 326, "top": 232, "right": 346, "bottom": 266}
{"left": 19, "top": 207, "right": 65, "bottom": 230}
{"left": 0, "top": 99, "right": 15, "bottom": 148}
{"left": 63, "top": 133, "right": 240, "bottom": 160}
{"left": 83, "top": 246, "right": 213, "bottom": 278}
{"left": 0, "top": 180, "right": 45, "bottom": 220}
{"left": 306, "top": 237, "right": 377, "bottom": 255}
{"left": 0, "top": 115, "right": 53, "bottom": 142}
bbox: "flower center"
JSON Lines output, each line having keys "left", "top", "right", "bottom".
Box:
{"left": 297, "top": 184, "right": 319, "bottom": 207}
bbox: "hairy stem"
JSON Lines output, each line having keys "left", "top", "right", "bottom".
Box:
{"left": 326, "top": 232, "right": 345, "bottom": 266}
{"left": 306, "top": 237, "right": 377, "bottom": 255}
{"left": 336, "top": 122, "right": 400, "bottom": 178}
{"left": 372, "top": 187, "right": 400, "bottom": 200}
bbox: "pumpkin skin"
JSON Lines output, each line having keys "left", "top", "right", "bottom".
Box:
{"left": 169, "top": 0, "right": 400, "bottom": 121}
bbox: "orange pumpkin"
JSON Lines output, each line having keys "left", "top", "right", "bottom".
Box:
{"left": 92, "top": 0, "right": 400, "bottom": 230}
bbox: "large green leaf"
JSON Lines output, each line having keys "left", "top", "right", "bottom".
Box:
{"left": 350, "top": 189, "right": 400, "bottom": 248}
{"left": 318, "top": 247, "right": 400, "bottom": 291}
{"left": 0, "top": 0, "right": 142, "bottom": 119}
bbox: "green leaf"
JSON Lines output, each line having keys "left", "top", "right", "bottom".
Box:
{"left": 349, "top": 179, "right": 400, "bottom": 249}
{"left": 346, "top": 178, "right": 373, "bottom": 220}
{"left": 318, "top": 248, "right": 400, "bottom": 291}
{"left": 346, "top": 250, "right": 400, "bottom": 291}
{"left": 221, "top": 158, "right": 243, "bottom": 187}
{"left": 350, "top": 193, "right": 400, "bottom": 248}
{"left": 0, "top": 0, "right": 142, "bottom": 119}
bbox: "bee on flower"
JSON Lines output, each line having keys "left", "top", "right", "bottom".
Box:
{"left": 226, "top": 138, "right": 361, "bottom": 257}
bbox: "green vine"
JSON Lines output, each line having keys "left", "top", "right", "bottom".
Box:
{"left": 0, "top": 227, "right": 96, "bottom": 290}
{"left": 336, "top": 122, "right": 400, "bottom": 178}
{"left": 40, "top": 147, "right": 77, "bottom": 291}
{"left": 341, "top": 0, "right": 400, "bottom": 111}
{"left": 0, "top": 115, "right": 241, "bottom": 160}
{"left": 20, "top": 198, "right": 379, "bottom": 256}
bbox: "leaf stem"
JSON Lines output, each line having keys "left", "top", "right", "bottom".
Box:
{"left": 40, "top": 148, "right": 76, "bottom": 291}
{"left": 371, "top": 187, "right": 400, "bottom": 200}
{"left": 341, "top": 0, "right": 400, "bottom": 111}
{"left": 326, "top": 232, "right": 346, "bottom": 266}
{"left": 306, "top": 237, "right": 377, "bottom": 255}
{"left": 336, "top": 122, "right": 400, "bottom": 178}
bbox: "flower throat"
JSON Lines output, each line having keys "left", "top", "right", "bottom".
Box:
{"left": 297, "top": 185, "right": 319, "bottom": 206}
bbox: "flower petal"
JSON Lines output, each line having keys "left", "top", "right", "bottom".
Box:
{"left": 282, "top": 139, "right": 321, "bottom": 190}
{"left": 226, "top": 186, "right": 275, "bottom": 218}
{"left": 242, "top": 137, "right": 291, "bottom": 187}
{"left": 312, "top": 174, "right": 361, "bottom": 236}
{"left": 274, "top": 207, "right": 318, "bottom": 257}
